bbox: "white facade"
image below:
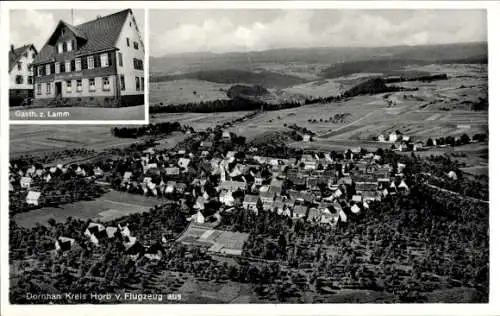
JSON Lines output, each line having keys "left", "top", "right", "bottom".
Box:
{"left": 10, "top": 46, "right": 37, "bottom": 90}
{"left": 35, "top": 73, "right": 117, "bottom": 100}
{"left": 114, "top": 10, "right": 145, "bottom": 96}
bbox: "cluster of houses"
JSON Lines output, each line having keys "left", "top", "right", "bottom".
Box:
{"left": 9, "top": 162, "right": 92, "bottom": 207}
{"left": 11, "top": 127, "right": 412, "bottom": 232}
{"left": 56, "top": 221, "right": 164, "bottom": 261}
{"left": 378, "top": 130, "right": 425, "bottom": 152}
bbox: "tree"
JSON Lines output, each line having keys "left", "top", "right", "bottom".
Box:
{"left": 460, "top": 133, "right": 470, "bottom": 145}
{"left": 426, "top": 138, "right": 434, "bottom": 147}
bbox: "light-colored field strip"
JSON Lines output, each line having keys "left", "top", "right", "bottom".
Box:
{"left": 426, "top": 113, "right": 441, "bottom": 121}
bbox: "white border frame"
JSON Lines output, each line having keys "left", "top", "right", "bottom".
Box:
{"left": 3, "top": 5, "right": 149, "bottom": 125}
{"left": 2, "top": 1, "right": 499, "bottom": 316}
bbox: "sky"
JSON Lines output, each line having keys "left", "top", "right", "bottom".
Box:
{"left": 10, "top": 9, "right": 145, "bottom": 51}
{"left": 150, "top": 9, "right": 487, "bottom": 57}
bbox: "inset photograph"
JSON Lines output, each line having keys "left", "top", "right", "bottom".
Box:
{"left": 9, "top": 8, "right": 146, "bottom": 121}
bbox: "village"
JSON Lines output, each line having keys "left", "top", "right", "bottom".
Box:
{"left": 9, "top": 123, "right": 413, "bottom": 257}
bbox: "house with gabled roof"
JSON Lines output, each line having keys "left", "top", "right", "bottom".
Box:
{"left": 26, "top": 191, "right": 41, "bottom": 206}
{"left": 9, "top": 44, "right": 38, "bottom": 106}
{"left": 243, "top": 194, "right": 259, "bottom": 212}
{"left": 293, "top": 205, "right": 309, "bottom": 219}
{"left": 32, "top": 9, "right": 144, "bottom": 108}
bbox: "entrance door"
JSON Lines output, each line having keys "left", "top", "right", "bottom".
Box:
{"left": 55, "top": 82, "right": 62, "bottom": 98}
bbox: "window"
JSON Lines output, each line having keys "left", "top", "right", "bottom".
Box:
{"left": 133, "top": 58, "right": 143, "bottom": 70}
{"left": 58, "top": 42, "right": 63, "bottom": 54}
{"left": 118, "top": 52, "right": 123, "bottom": 67}
{"left": 135, "top": 76, "right": 140, "bottom": 91}
{"left": 32, "top": 52, "right": 36, "bottom": 59}
{"left": 71, "top": 60, "right": 75, "bottom": 72}
{"left": 37, "top": 66, "right": 42, "bottom": 77}
{"left": 76, "top": 79, "right": 82, "bottom": 92}
{"left": 120, "top": 75, "right": 125, "bottom": 90}
{"left": 89, "top": 78, "right": 96, "bottom": 92}
{"left": 126, "top": 38, "right": 130, "bottom": 47}
{"left": 28, "top": 64, "right": 33, "bottom": 71}
{"left": 81, "top": 56, "right": 88, "bottom": 70}
{"left": 23, "top": 52, "right": 28, "bottom": 58}
{"left": 37, "top": 83, "right": 42, "bottom": 95}
{"left": 75, "top": 58, "right": 81, "bottom": 71}
{"left": 46, "top": 64, "right": 51, "bottom": 75}
{"left": 65, "top": 61, "right": 70, "bottom": 73}
{"left": 46, "top": 82, "right": 51, "bottom": 94}
{"left": 15, "top": 75, "right": 23, "bottom": 84}
{"left": 129, "top": 22, "right": 132, "bottom": 27}
{"left": 67, "top": 40, "right": 72, "bottom": 52}
{"left": 66, "top": 80, "right": 72, "bottom": 93}
{"left": 133, "top": 41, "right": 139, "bottom": 50}
{"left": 17, "top": 62, "right": 22, "bottom": 71}
{"left": 100, "top": 53, "right": 108, "bottom": 67}
{"left": 103, "top": 77, "right": 110, "bottom": 91}
{"left": 88, "top": 56, "right": 94, "bottom": 70}
{"left": 28, "top": 76, "right": 33, "bottom": 85}
{"left": 55, "top": 62, "right": 60, "bottom": 74}
{"left": 140, "top": 77, "right": 144, "bottom": 91}
{"left": 63, "top": 42, "right": 67, "bottom": 52}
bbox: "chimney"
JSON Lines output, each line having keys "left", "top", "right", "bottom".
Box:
{"left": 10, "top": 45, "right": 14, "bottom": 53}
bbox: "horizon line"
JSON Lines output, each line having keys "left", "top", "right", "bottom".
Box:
{"left": 151, "top": 40, "right": 488, "bottom": 58}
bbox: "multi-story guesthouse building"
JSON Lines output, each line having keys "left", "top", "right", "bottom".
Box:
{"left": 32, "top": 9, "right": 144, "bottom": 107}
{"left": 9, "top": 44, "right": 38, "bottom": 106}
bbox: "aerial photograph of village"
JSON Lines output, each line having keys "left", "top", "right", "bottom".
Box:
{"left": 8, "top": 8, "right": 488, "bottom": 304}
{"left": 8, "top": 9, "right": 146, "bottom": 121}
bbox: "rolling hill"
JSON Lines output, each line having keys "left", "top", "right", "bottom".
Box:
{"left": 150, "top": 69, "right": 308, "bottom": 89}
{"left": 150, "top": 42, "right": 487, "bottom": 75}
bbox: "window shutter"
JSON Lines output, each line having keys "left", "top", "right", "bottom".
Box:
{"left": 95, "top": 55, "right": 100, "bottom": 68}
{"left": 51, "top": 63, "right": 55, "bottom": 74}
{"left": 82, "top": 57, "right": 87, "bottom": 70}
{"left": 71, "top": 60, "right": 75, "bottom": 71}
{"left": 108, "top": 52, "right": 113, "bottom": 66}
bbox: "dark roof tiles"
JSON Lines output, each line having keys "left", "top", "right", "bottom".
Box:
{"left": 34, "top": 9, "right": 133, "bottom": 64}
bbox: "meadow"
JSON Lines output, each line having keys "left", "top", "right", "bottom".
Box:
{"left": 12, "top": 190, "right": 162, "bottom": 228}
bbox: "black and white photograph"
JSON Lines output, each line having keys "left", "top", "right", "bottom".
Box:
{"left": 3, "top": 1, "right": 496, "bottom": 312}
{"left": 8, "top": 8, "right": 146, "bottom": 121}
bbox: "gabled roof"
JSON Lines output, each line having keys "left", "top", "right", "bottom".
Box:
{"left": 34, "top": 9, "right": 135, "bottom": 64}
{"left": 9, "top": 44, "right": 37, "bottom": 71}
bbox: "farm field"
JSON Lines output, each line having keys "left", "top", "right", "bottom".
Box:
{"left": 149, "top": 79, "right": 231, "bottom": 105}
{"left": 255, "top": 62, "right": 331, "bottom": 81}
{"left": 151, "top": 111, "right": 253, "bottom": 130}
{"left": 13, "top": 190, "right": 163, "bottom": 228}
{"left": 10, "top": 105, "right": 145, "bottom": 121}
{"left": 10, "top": 125, "right": 139, "bottom": 157}
{"left": 222, "top": 64, "right": 487, "bottom": 145}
